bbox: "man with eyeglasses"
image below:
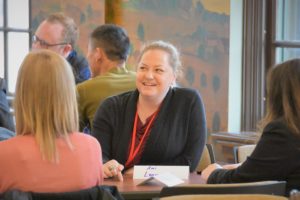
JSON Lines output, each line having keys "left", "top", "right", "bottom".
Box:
{"left": 32, "top": 13, "right": 90, "bottom": 84}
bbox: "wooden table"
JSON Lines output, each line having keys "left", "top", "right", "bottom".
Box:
{"left": 104, "top": 173, "right": 205, "bottom": 200}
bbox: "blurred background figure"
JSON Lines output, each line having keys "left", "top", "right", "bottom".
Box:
{"left": 201, "top": 58, "right": 300, "bottom": 195}
{"left": 32, "top": 13, "right": 90, "bottom": 84}
{"left": 77, "top": 24, "right": 136, "bottom": 133}
{"left": 0, "top": 77, "right": 15, "bottom": 141}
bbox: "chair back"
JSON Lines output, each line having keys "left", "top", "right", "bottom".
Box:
{"left": 2, "top": 185, "right": 124, "bottom": 200}
{"left": 159, "top": 181, "right": 286, "bottom": 198}
{"left": 197, "top": 144, "right": 216, "bottom": 173}
{"left": 160, "top": 194, "right": 288, "bottom": 200}
{"left": 233, "top": 144, "right": 256, "bottom": 163}
{"left": 290, "top": 189, "right": 300, "bottom": 200}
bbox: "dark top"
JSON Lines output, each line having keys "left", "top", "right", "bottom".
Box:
{"left": 208, "top": 119, "right": 300, "bottom": 194}
{"left": 0, "top": 78, "right": 14, "bottom": 132}
{"left": 92, "top": 87, "right": 207, "bottom": 172}
{"left": 125, "top": 113, "right": 156, "bottom": 168}
{"left": 67, "top": 50, "right": 91, "bottom": 84}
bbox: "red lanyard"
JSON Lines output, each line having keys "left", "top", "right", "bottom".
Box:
{"left": 125, "top": 109, "right": 158, "bottom": 166}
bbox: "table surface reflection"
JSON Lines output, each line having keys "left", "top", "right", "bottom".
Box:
{"left": 103, "top": 173, "right": 205, "bottom": 200}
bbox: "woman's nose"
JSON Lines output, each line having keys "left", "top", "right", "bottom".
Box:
{"left": 145, "top": 70, "right": 154, "bottom": 79}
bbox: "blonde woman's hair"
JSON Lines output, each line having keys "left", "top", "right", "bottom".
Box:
{"left": 137, "top": 40, "right": 183, "bottom": 77}
{"left": 14, "top": 49, "right": 79, "bottom": 162}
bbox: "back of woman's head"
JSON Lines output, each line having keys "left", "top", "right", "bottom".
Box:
{"left": 14, "top": 49, "right": 78, "bottom": 161}
{"left": 263, "top": 58, "right": 300, "bottom": 134}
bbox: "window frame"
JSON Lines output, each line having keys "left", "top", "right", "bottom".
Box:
{"left": 241, "top": 0, "right": 267, "bottom": 131}
{"left": 0, "top": 0, "right": 31, "bottom": 94}
{"left": 266, "top": 0, "right": 300, "bottom": 66}
{"left": 242, "top": 0, "right": 300, "bottom": 131}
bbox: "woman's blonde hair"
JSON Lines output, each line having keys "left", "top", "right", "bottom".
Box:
{"left": 14, "top": 49, "right": 78, "bottom": 162}
{"left": 259, "top": 58, "right": 300, "bottom": 134}
{"left": 137, "top": 40, "right": 183, "bottom": 77}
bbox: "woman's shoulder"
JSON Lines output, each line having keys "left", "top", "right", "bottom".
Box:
{"left": 171, "top": 87, "right": 202, "bottom": 101}
{"left": 0, "top": 135, "right": 34, "bottom": 145}
{"left": 262, "top": 119, "right": 300, "bottom": 140}
{"left": 101, "top": 90, "right": 138, "bottom": 106}
{"left": 0, "top": 135, "right": 36, "bottom": 157}
{"left": 70, "top": 132, "right": 99, "bottom": 144}
{"left": 69, "top": 133, "right": 102, "bottom": 156}
{"left": 172, "top": 87, "right": 199, "bottom": 94}
{"left": 264, "top": 119, "right": 291, "bottom": 133}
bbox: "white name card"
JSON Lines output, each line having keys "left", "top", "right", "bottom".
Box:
{"left": 133, "top": 165, "right": 189, "bottom": 180}
{"left": 137, "top": 172, "right": 184, "bottom": 187}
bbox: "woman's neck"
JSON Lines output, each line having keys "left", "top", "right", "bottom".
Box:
{"left": 137, "top": 96, "right": 162, "bottom": 124}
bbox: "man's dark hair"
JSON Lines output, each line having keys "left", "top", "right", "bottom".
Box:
{"left": 90, "top": 24, "right": 130, "bottom": 62}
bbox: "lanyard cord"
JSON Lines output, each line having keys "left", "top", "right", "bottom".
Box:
{"left": 126, "top": 109, "right": 158, "bottom": 166}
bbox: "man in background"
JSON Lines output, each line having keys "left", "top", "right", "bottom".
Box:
{"left": 77, "top": 24, "right": 136, "bottom": 132}
{"left": 0, "top": 78, "right": 15, "bottom": 141}
{"left": 32, "top": 13, "right": 90, "bottom": 84}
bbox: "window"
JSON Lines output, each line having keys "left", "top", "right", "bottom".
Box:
{"left": 241, "top": 0, "right": 266, "bottom": 131}
{"left": 241, "top": 0, "right": 300, "bottom": 131}
{"left": 274, "top": 0, "right": 300, "bottom": 63}
{"left": 0, "top": 0, "right": 30, "bottom": 93}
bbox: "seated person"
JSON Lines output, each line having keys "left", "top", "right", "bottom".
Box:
{"left": 32, "top": 13, "right": 90, "bottom": 84}
{"left": 0, "top": 127, "right": 14, "bottom": 141}
{"left": 0, "top": 78, "right": 15, "bottom": 130}
{"left": 77, "top": 24, "right": 136, "bottom": 132}
{"left": 201, "top": 58, "right": 300, "bottom": 194}
{"left": 0, "top": 78, "right": 15, "bottom": 141}
{"left": 92, "top": 40, "right": 207, "bottom": 181}
{"left": 0, "top": 50, "right": 103, "bottom": 193}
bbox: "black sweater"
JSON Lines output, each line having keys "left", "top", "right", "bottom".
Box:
{"left": 92, "top": 87, "right": 207, "bottom": 172}
{"left": 208, "top": 119, "right": 300, "bottom": 194}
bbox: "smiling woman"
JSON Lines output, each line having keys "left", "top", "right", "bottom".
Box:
{"left": 92, "top": 40, "right": 207, "bottom": 182}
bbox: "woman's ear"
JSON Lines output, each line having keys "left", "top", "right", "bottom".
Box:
{"left": 172, "top": 71, "right": 178, "bottom": 86}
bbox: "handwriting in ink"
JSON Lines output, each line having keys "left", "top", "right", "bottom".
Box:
{"left": 144, "top": 166, "right": 158, "bottom": 177}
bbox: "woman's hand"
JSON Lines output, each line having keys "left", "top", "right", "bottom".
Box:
{"left": 103, "top": 159, "right": 124, "bottom": 181}
{"left": 222, "top": 163, "right": 241, "bottom": 170}
{"left": 200, "top": 163, "right": 223, "bottom": 183}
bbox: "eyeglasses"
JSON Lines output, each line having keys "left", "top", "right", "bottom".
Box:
{"left": 32, "top": 35, "right": 69, "bottom": 48}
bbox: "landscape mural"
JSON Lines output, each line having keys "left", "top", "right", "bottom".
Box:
{"left": 31, "top": 0, "right": 230, "bottom": 134}
{"left": 119, "top": 0, "right": 230, "bottom": 135}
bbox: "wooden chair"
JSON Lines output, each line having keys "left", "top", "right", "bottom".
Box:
{"left": 159, "top": 180, "right": 286, "bottom": 198}
{"left": 233, "top": 144, "right": 256, "bottom": 163}
{"left": 160, "top": 194, "right": 288, "bottom": 200}
{"left": 290, "top": 189, "right": 300, "bottom": 200}
{"left": 196, "top": 144, "right": 216, "bottom": 173}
